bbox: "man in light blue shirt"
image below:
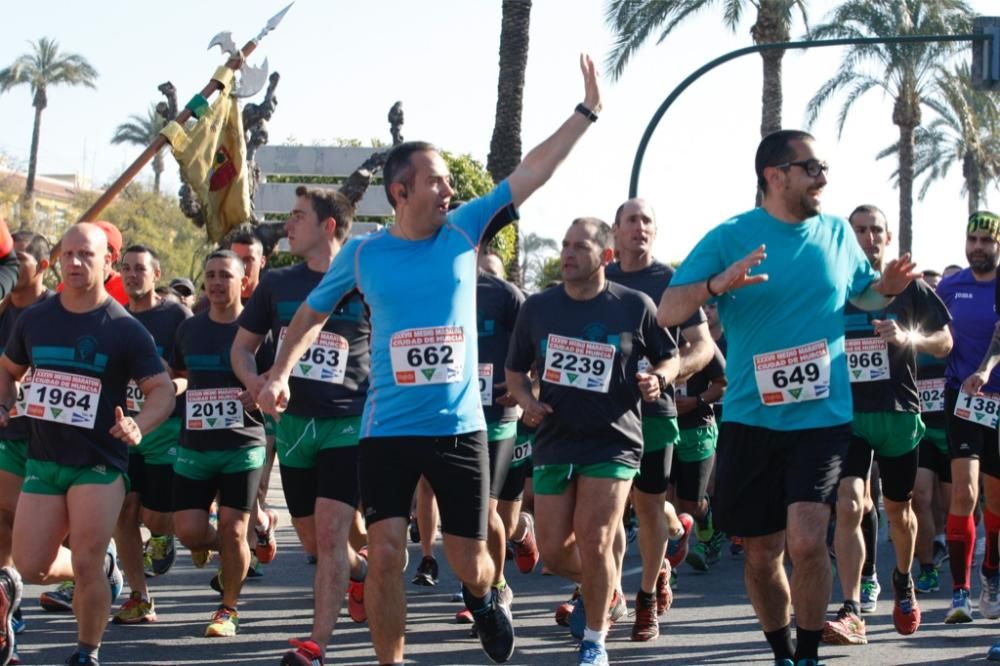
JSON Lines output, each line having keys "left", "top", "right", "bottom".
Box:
{"left": 659, "top": 129, "right": 917, "bottom": 666}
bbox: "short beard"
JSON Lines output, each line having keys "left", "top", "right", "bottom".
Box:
{"left": 969, "top": 254, "right": 999, "bottom": 275}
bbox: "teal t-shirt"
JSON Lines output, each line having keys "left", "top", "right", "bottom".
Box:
{"left": 672, "top": 208, "right": 877, "bottom": 431}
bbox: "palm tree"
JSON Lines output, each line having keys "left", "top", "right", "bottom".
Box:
{"left": 0, "top": 38, "right": 98, "bottom": 212}
{"left": 877, "top": 63, "right": 1000, "bottom": 215}
{"left": 487, "top": 0, "right": 532, "bottom": 285}
{"left": 804, "top": 0, "right": 972, "bottom": 253}
{"left": 112, "top": 105, "right": 167, "bottom": 194}
{"left": 520, "top": 231, "right": 559, "bottom": 286}
{"left": 605, "top": 0, "right": 809, "bottom": 139}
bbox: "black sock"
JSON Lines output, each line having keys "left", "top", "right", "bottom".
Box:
{"left": 76, "top": 642, "right": 99, "bottom": 660}
{"left": 462, "top": 585, "right": 491, "bottom": 615}
{"left": 764, "top": 624, "right": 794, "bottom": 661}
{"left": 861, "top": 508, "right": 878, "bottom": 577}
{"left": 636, "top": 590, "right": 655, "bottom": 607}
{"left": 794, "top": 627, "right": 823, "bottom": 661}
{"left": 842, "top": 599, "right": 861, "bottom": 616}
{"left": 893, "top": 567, "right": 912, "bottom": 590}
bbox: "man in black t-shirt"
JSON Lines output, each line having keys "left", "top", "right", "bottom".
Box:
{"left": 506, "top": 218, "right": 678, "bottom": 666}
{"left": 112, "top": 245, "right": 191, "bottom": 625}
{"left": 824, "top": 206, "right": 952, "bottom": 646}
{"left": 0, "top": 223, "right": 173, "bottom": 666}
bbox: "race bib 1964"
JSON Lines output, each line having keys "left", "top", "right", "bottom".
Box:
{"left": 390, "top": 326, "right": 465, "bottom": 386}
{"left": 542, "top": 334, "right": 615, "bottom": 394}
{"left": 25, "top": 369, "right": 101, "bottom": 430}
{"left": 753, "top": 340, "right": 831, "bottom": 406}
{"left": 846, "top": 337, "right": 890, "bottom": 383}
{"left": 186, "top": 387, "right": 244, "bottom": 430}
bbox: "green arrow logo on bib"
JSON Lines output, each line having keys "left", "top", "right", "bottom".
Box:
{"left": 51, "top": 407, "right": 63, "bottom": 419}
{"left": 422, "top": 369, "right": 436, "bottom": 381}
{"left": 789, "top": 388, "right": 802, "bottom": 400}
{"left": 299, "top": 364, "right": 312, "bottom": 375}
{"left": 207, "top": 418, "right": 218, "bottom": 427}
{"left": 852, "top": 370, "right": 862, "bottom": 379}
{"left": 567, "top": 373, "right": 579, "bottom": 384}
{"left": 976, "top": 412, "right": 985, "bottom": 421}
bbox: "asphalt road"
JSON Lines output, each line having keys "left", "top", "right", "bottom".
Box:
{"left": 12, "top": 471, "right": 999, "bottom": 665}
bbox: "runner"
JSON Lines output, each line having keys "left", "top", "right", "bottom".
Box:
{"left": 112, "top": 245, "right": 192, "bottom": 625}
{"left": 605, "top": 197, "right": 713, "bottom": 641}
{"left": 659, "top": 130, "right": 917, "bottom": 666}
{"left": 506, "top": 217, "right": 678, "bottom": 665}
{"left": 823, "top": 205, "right": 952, "bottom": 645}
{"left": 0, "top": 222, "right": 174, "bottom": 666}
{"left": 231, "top": 186, "right": 371, "bottom": 665}
{"left": 257, "top": 55, "right": 602, "bottom": 665}
{"left": 171, "top": 250, "right": 267, "bottom": 638}
{"left": 937, "top": 211, "right": 1000, "bottom": 627}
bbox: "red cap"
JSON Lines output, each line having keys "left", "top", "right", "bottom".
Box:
{"left": 93, "top": 220, "right": 123, "bottom": 260}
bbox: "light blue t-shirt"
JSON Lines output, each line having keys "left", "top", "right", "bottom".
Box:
{"left": 307, "top": 180, "right": 518, "bottom": 438}
{"left": 672, "top": 208, "right": 877, "bottom": 431}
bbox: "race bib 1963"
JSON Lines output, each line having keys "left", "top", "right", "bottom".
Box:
{"left": 390, "top": 326, "right": 465, "bottom": 386}
{"left": 846, "top": 337, "right": 890, "bottom": 383}
{"left": 186, "top": 387, "right": 244, "bottom": 430}
{"left": 479, "top": 364, "right": 494, "bottom": 406}
{"left": 25, "top": 369, "right": 101, "bottom": 430}
{"left": 917, "top": 378, "right": 945, "bottom": 413}
{"left": 542, "top": 334, "right": 615, "bottom": 394}
{"left": 954, "top": 390, "right": 1000, "bottom": 428}
{"left": 753, "top": 340, "right": 831, "bottom": 406}
{"left": 278, "top": 327, "right": 349, "bottom": 385}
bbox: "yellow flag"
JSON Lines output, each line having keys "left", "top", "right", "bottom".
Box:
{"left": 160, "top": 67, "right": 251, "bottom": 241}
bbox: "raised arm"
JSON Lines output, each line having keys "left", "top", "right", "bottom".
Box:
{"left": 507, "top": 54, "right": 601, "bottom": 209}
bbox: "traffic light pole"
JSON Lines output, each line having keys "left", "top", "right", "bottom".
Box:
{"left": 628, "top": 32, "right": 988, "bottom": 199}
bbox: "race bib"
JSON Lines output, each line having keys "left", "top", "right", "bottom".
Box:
{"left": 512, "top": 438, "right": 532, "bottom": 464}
{"left": 845, "top": 337, "right": 890, "bottom": 383}
{"left": 8, "top": 369, "right": 32, "bottom": 419}
{"left": 954, "top": 390, "right": 1000, "bottom": 428}
{"left": 637, "top": 358, "right": 651, "bottom": 373}
{"left": 675, "top": 381, "right": 688, "bottom": 397}
{"left": 542, "top": 334, "right": 615, "bottom": 394}
{"left": 479, "top": 364, "right": 494, "bottom": 406}
{"left": 186, "top": 387, "right": 244, "bottom": 430}
{"left": 917, "top": 378, "right": 946, "bottom": 413}
{"left": 390, "top": 326, "right": 465, "bottom": 386}
{"left": 126, "top": 380, "right": 144, "bottom": 413}
{"left": 278, "top": 327, "right": 349, "bottom": 384}
{"left": 25, "top": 369, "right": 101, "bottom": 430}
{"left": 753, "top": 340, "right": 831, "bottom": 405}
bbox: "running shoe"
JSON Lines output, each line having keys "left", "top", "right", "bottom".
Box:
{"left": 666, "top": 513, "right": 694, "bottom": 568}
{"left": 205, "top": 605, "right": 239, "bottom": 637}
{"left": 471, "top": 590, "right": 515, "bottom": 664}
{"left": 347, "top": 548, "right": 367, "bottom": 623}
{"left": 411, "top": 556, "right": 438, "bottom": 586}
{"left": 409, "top": 515, "right": 420, "bottom": 544}
{"left": 496, "top": 583, "right": 514, "bottom": 609}
{"left": 892, "top": 572, "right": 920, "bottom": 635}
{"left": 106, "top": 545, "right": 123, "bottom": 603}
{"left": 145, "top": 534, "right": 176, "bottom": 576}
{"left": 859, "top": 575, "right": 880, "bottom": 613}
{"left": 655, "top": 559, "right": 672, "bottom": 615}
{"left": 11, "top": 606, "right": 23, "bottom": 635}
{"left": 915, "top": 567, "right": 940, "bottom": 594}
{"left": 989, "top": 639, "right": 1000, "bottom": 661}
{"left": 246, "top": 554, "right": 264, "bottom": 578}
{"left": 630, "top": 591, "right": 659, "bottom": 642}
{"left": 686, "top": 542, "right": 710, "bottom": 573}
{"left": 0, "top": 567, "right": 21, "bottom": 666}
{"left": 255, "top": 508, "right": 279, "bottom": 564}
{"left": 512, "top": 514, "right": 539, "bottom": 574}
{"left": 112, "top": 591, "right": 157, "bottom": 624}
{"left": 704, "top": 530, "right": 726, "bottom": 565}
{"left": 190, "top": 548, "right": 214, "bottom": 569}
{"left": 456, "top": 608, "right": 474, "bottom": 624}
{"left": 933, "top": 539, "right": 949, "bottom": 569}
{"left": 554, "top": 586, "right": 580, "bottom": 626}
{"left": 730, "top": 536, "right": 744, "bottom": 557}
{"left": 281, "top": 637, "right": 324, "bottom": 666}
{"left": 981, "top": 569, "right": 1000, "bottom": 620}
{"left": 65, "top": 653, "right": 99, "bottom": 665}
{"left": 578, "top": 640, "right": 609, "bottom": 666}
{"left": 569, "top": 590, "right": 626, "bottom": 640}
{"left": 944, "top": 588, "right": 974, "bottom": 624}
{"left": 822, "top": 605, "right": 867, "bottom": 645}
{"left": 40, "top": 581, "right": 74, "bottom": 612}
{"left": 210, "top": 568, "right": 224, "bottom": 594}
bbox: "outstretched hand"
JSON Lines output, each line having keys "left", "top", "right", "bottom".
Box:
{"left": 874, "top": 253, "right": 920, "bottom": 297}
{"left": 580, "top": 53, "right": 601, "bottom": 113}
{"left": 710, "top": 245, "right": 768, "bottom": 295}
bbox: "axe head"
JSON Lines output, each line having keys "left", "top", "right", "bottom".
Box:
{"left": 234, "top": 58, "right": 269, "bottom": 98}
{"left": 208, "top": 31, "right": 239, "bottom": 57}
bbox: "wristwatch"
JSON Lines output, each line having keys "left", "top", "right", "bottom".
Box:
{"left": 656, "top": 373, "right": 670, "bottom": 395}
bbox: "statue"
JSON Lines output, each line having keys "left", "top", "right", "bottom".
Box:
{"left": 243, "top": 71, "right": 281, "bottom": 212}
{"left": 339, "top": 101, "right": 404, "bottom": 206}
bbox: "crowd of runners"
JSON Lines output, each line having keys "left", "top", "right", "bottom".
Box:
{"left": 0, "top": 56, "right": 999, "bottom": 666}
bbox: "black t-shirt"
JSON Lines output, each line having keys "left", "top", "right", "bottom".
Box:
{"left": 477, "top": 272, "right": 524, "bottom": 424}
{"left": 845, "top": 279, "right": 952, "bottom": 413}
{"left": 173, "top": 311, "right": 266, "bottom": 451}
{"left": 605, "top": 260, "right": 705, "bottom": 418}
{"left": 0, "top": 290, "right": 55, "bottom": 441}
{"left": 128, "top": 300, "right": 192, "bottom": 418}
{"left": 506, "top": 281, "right": 678, "bottom": 468}
{"left": 238, "top": 263, "right": 369, "bottom": 419}
{"left": 678, "top": 343, "right": 726, "bottom": 431}
{"left": 4, "top": 296, "right": 165, "bottom": 472}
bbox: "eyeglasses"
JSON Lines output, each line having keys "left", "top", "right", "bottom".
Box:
{"left": 773, "top": 159, "right": 829, "bottom": 178}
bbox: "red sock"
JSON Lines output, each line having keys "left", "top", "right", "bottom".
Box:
{"left": 947, "top": 513, "right": 976, "bottom": 590}
{"left": 984, "top": 509, "right": 1000, "bottom": 578}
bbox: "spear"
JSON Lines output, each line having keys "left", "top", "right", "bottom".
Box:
{"left": 77, "top": 2, "right": 293, "bottom": 224}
